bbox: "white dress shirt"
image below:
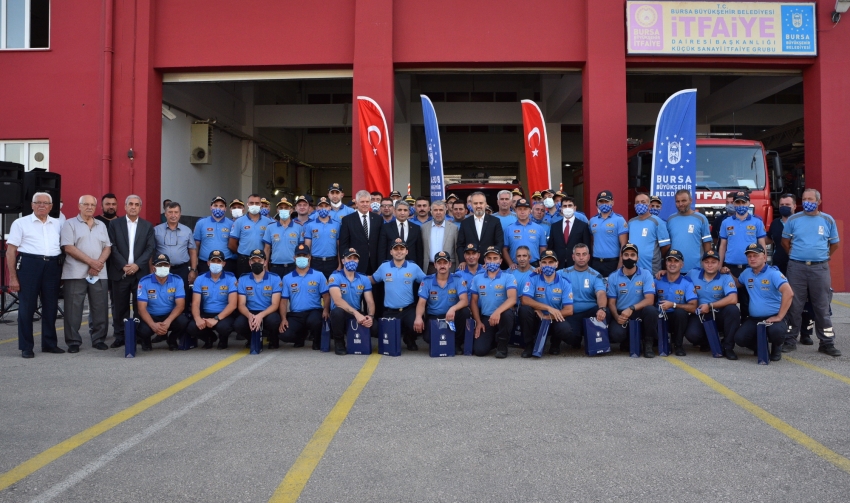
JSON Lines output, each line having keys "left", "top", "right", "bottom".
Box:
{"left": 126, "top": 216, "right": 139, "bottom": 264}
{"left": 398, "top": 220, "right": 408, "bottom": 241}
{"left": 474, "top": 216, "right": 485, "bottom": 240}
{"left": 7, "top": 214, "right": 61, "bottom": 255}
{"left": 358, "top": 211, "right": 371, "bottom": 238}
{"left": 430, "top": 220, "right": 446, "bottom": 263}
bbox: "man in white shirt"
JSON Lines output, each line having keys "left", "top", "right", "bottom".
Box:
{"left": 6, "top": 192, "right": 64, "bottom": 358}
{"left": 421, "top": 200, "right": 458, "bottom": 273}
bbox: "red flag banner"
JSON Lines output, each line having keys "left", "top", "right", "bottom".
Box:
{"left": 521, "top": 100, "right": 551, "bottom": 194}
{"left": 357, "top": 96, "right": 393, "bottom": 195}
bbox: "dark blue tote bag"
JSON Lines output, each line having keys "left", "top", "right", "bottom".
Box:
{"left": 629, "top": 319, "right": 641, "bottom": 358}
{"left": 463, "top": 318, "right": 475, "bottom": 356}
{"left": 702, "top": 313, "right": 724, "bottom": 358}
{"left": 583, "top": 318, "right": 610, "bottom": 356}
{"left": 429, "top": 319, "right": 455, "bottom": 357}
{"left": 532, "top": 319, "right": 551, "bottom": 358}
{"left": 657, "top": 310, "right": 670, "bottom": 357}
{"left": 249, "top": 326, "right": 263, "bottom": 355}
{"left": 756, "top": 322, "right": 770, "bottom": 365}
{"left": 348, "top": 319, "right": 372, "bottom": 355}
{"left": 124, "top": 318, "right": 137, "bottom": 358}
{"left": 320, "top": 320, "right": 331, "bottom": 353}
{"left": 378, "top": 317, "right": 400, "bottom": 356}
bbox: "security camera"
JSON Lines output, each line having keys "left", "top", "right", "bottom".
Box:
{"left": 161, "top": 106, "right": 177, "bottom": 120}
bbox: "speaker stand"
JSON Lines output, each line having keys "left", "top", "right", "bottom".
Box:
{"left": 0, "top": 213, "right": 21, "bottom": 323}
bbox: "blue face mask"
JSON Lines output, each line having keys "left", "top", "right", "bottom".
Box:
{"left": 211, "top": 208, "right": 225, "bottom": 219}
{"left": 649, "top": 208, "right": 661, "bottom": 217}
{"left": 317, "top": 208, "right": 330, "bottom": 219}
{"left": 208, "top": 263, "right": 223, "bottom": 274}
{"left": 260, "top": 207, "right": 270, "bottom": 217}
{"left": 467, "top": 204, "right": 474, "bottom": 214}
{"left": 778, "top": 206, "right": 793, "bottom": 218}
{"left": 295, "top": 257, "right": 309, "bottom": 269}
{"left": 725, "top": 204, "right": 735, "bottom": 214}
{"left": 598, "top": 203, "right": 612, "bottom": 214}
{"left": 485, "top": 262, "right": 500, "bottom": 273}
{"left": 344, "top": 260, "right": 359, "bottom": 271}
{"left": 278, "top": 209, "right": 291, "bottom": 220}
{"left": 634, "top": 203, "right": 648, "bottom": 215}
{"left": 541, "top": 265, "right": 557, "bottom": 277}
{"left": 802, "top": 201, "right": 818, "bottom": 212}
{"left": 735, "top": 205, "right": 749, "bottom": 215}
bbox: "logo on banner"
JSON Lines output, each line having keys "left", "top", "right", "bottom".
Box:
{"left": 528, "top": 128, "right": 541, "bottom": 157}
{"left": 668, "top": 141, "right": 681, "bottom": 165}
{"left": 366, "top": 126, "right": 381, "bottom": 155}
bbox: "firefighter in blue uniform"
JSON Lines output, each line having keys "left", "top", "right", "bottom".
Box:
{"left": 193, "top": 196, "right": 236, "bottom": 274}
{"left": 369, "top": 238, "right": 426, "bottom": 350}
{"left": 469, "top": 246, "right": 517, "bottom": 358}
{"left": 263, "top": 197, "right": 304, "bottom": 278}
{"left": 655, "top": 249, "right": 698, "bottom": 356}
{"left": 719, "top": 191, "right": 767, "bottom": 322}
{"left": 518, "top": 250, "right": 576, "bottom": 357}
{"left": 560, "top": 243, "right": 607, "bottom": 344}
{"left": 229, "top": 194, "right": 274, "bottom": 277}
{"left": 303, "top": 196, "right": 341, "bottom": 278}
{"left": 136, "top": 253, "right": 190, "bottom": 351}
{"left": 502, "top": 198, "right": 547, "bottom": 268}
{"left": 414, "top": 251, "right": 469, "bottom": 354}
{"left": 328, "top": 248, "right": 375, "bottom": 355}
{"left": 685, "top": 249, "right": 741, "bottom": 360}
{"left": 606, "top": 243, "right": 657, "bottom": 357}
{"left": 589, "top": 190, "right": 629, "bottom": 277}
{"left": 232, "top": 249, "right": 282, "bottom": 349}
{"left": 278, "top": 244, "right": 329, "bottom": 350}
{"left": 186, "top": 249, "right": 238, "bottom": 348}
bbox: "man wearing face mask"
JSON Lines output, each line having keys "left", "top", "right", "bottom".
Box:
{"left": 370, "top": 191, "right": 383, "bottom": 213}
{"left": 154, "top": 202, "right": 197, "bottom": 314}
{"left": 649, "top": 195, "right": 664, "bottom": 220}
{"left": 589, "top": 191, "right": 629, "bottom": 278}
{"left": 229, "top": 193, "right": 274, "bottom": 278}
{"left": 369, "top": 238, "right": 426, "bottom": 350}
{"left": 628, "top": 193, "right": 671, "bottom": 275}
{"left": 277, "top": 244, "right": 329, "bottom": 350}
{"left": 718, "top": 192, "right": 766, "bottom": 323}
{"left": 328, "top": 183, "right": 355, "bottom": 222}
{"left": 232, "top": 249, "right": 282, "bottom": 350}
{"left": 328, "top": 248, "right": 376, "bottom": 355}
{"left": 136, "top": 254, "right": 190, "bottom": 351}
{"left": 303, "top": 197, "right": 341, "bottom": 278}
{"left": 193, "top": 196, "right": 236, "bottom": 275}
{"left": 186, "top": 250, "right": 238, "bottom": 349}
{"left": 541, "top": 189, "right": 560, "bottom": 224}
{"left": 414, "top": 251, "right": 469, "bottom": 355}
{"left": 259, "top": 198, "right": 272, "bottom": 218}
{"left": 548, "top": 196, "right": 591, "bottom": 269}
{"left": 469, "top": 246, "right": 517, "bottom": 358}
{"left": 712, "top": 193, "right": 736, "bottom": 245}
{"left": 229, "top": 199, "right": 245, "bottom": 220}
{"left": 606, "top": 243, "right": 657, "bottom": 358}
{"left": 263, "top": 198, "right": 304, "bottom": 278}
{"left": 518, "top": 250, "right": 576, "bottom": 357}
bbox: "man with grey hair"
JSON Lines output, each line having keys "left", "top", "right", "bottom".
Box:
{"left": 339, "top": 189, "right": 382, "bottom": 275}
{"left": 107, "top": 194, "right": 156, "bottom": 348}
{"left": 421, "top": 199, "right": 458, "bottom": 273}
{"left": 61, "top": 195, "right": 112, "bottom": 352}
{"left": 493, "top": 189, "right": 517, "bottom": 232}
{"left": 781, "top": 188, "right": 842, "bottom": 357}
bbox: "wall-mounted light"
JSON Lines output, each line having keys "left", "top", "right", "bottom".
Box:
{"left": 834, "top": 0, "right": 850, "bottom": 23}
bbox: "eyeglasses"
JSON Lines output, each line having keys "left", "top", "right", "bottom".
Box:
{"left": 33, "top": 201, "right": 52, "bottom": 206}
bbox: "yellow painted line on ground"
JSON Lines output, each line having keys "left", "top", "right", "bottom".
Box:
{"left": 785, "top": 356, "right": 850, "bottom": 386}
{"left": 666, "top": 356, "right": 850, "bottom": 475}
{"left": 0, "top": 349, "right": 250, "bottom": 491}
{"left": 832, "top": 299, "right": 850, "bottom": 309}
{"left": 269, "top": 353, "right": 382, "bottom": 503}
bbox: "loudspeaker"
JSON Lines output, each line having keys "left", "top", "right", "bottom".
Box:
{"left": 0, "top": 161, "right": 25, "bottom": 214}
{"left": 22, "top": 168, "right": 61, "bottom": 219}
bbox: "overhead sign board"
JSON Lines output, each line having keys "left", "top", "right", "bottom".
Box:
{"left": 626, "top": 2, "right": 817, "bottom": 56}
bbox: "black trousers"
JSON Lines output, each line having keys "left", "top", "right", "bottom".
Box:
{"left": 473, "top": 311, "right": 516, "bottom": 356}
{"left": 269, "top": 263, "right": 295, "bottom": 278}
{"left": 111, "top": 274, "right": 142, "bottom": 341}
{"left": 232, "top": 311, "right": 283, "bottom": 343}
{"left": 382, "top": 304, "right": 417, "bottom": 344}
{"left": 518, "top": 305, "right": 577, "bottom": 349}
{"left": 658, "top": 308, "right": 690, "bottom": 347}
{"left": 137, "top": 313, "right": 190, "bottom": 346}
{"left": 185, "top": 311, "right": 237, "bottom": 341}
{"left": 16, "top": 255, "right": 61, "bottom": 352}
{"left": 197, "top": 258, "right": 236, "bottom": 275}
{"left": 723, "top": 263, "right": 750, "bottom": 321}
{"left": 329, "top": 307, "right": 379, "bottom": 342}
{"left": 736, "top": 316, "right": 787, "bottom": 350}
{"left": 684, "top": 305, "right": 741, "bottom": 350}
{"left": 311, "top": 256, "right": 338, "bottom": 279}
{"left": 591, "top": 258, "right": 619, "bottom": 278}
{"left": 565, "top": 307, "right": 602, "bottom": 343}
{"left": 277, "top": 308, "right": 324, "bottom": 347}
{"left": 422, "top": 309, "right": 470, "bottom": 347}
{"left": 607, "top": 306, "right": 658, "bottom": 348}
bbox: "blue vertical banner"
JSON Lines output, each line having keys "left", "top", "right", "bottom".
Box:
{"left": 650, "top": 89, "right": 697, "bottom": 221}
{"left": 420, "top": 95, "right": 445, "bottom": 202}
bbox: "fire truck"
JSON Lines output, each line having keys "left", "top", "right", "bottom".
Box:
{"left": 444, "top": 173, "right": 521, "bottom": 209}
{"left": 627, "top": 137, "right": 784, "bottom": 222}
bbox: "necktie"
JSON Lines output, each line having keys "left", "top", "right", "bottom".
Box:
{"left": 362, "top": 214, "right": 369, "bottom": 238}
{"left": 563, "top": 218, "right": 570, "bottom": 243}
{"left": 399, "top": 223, "right": 405, "bottom": 242}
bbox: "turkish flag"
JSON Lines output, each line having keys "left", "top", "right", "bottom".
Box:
{"left": 521, "top": 100, "right": 551, "bottom": 194}
{"left": 357, "top": 96, "right": 393, "bottom": 196}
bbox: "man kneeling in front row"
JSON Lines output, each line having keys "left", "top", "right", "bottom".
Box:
{"left": 518, "top": 250, "right": 577, "bottom": 357}
{"left": 606, "top": 243, "right": 658, "bottom": 358}
{"left": 414, "top": 251, "right": 469, "bottom": 355}
{"left": 328, "top": 248, "right": 376, "bottom": 355}
{"left": 136, "top": 253, "right": 190, "bottom": 351}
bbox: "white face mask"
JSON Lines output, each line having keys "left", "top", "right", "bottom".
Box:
{"left": 562, "top": 207, "right": 575, "bottom": 218}
{"left": 247, "top": 205, "right": 261, "bottom": 215}
{"left": 155, "top": 266, "right": 170, "bottom": 278}
{"left": 231, "top": 208, "right": 243, "bottom": 219}
{"left": 331, "top": 201, "right": 342, "bottom": 209}
{"left": 543, "top": 197, "right": 555, "bottom": 209}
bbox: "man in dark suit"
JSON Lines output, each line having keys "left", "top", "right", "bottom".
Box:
{"left": 456, "top": 191, "right": 504, "bottom": 270}
{"left": 339, "top": 190, "right": 383, "bottom": 275}
{"left": 106, "top": 194, "right": 156, "bottom": 348}
{"left": 378, "top": 200, "right": 423, "bottom": 267}
{"left": 548, "top": 196, "right": 591, "bottom": 269}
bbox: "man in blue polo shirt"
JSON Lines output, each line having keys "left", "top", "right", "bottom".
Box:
{"left": 193, "top": 196, "right": 236, "bottom": 274}
{"left": 503, "top": 198, "right": 547, "bottom": 268}
{"left": 510, "top": 246, "right": 535, "bottom": 309}
{"left": 278, "top": 244, "right": 329, "bottom": 350}
{"left": 186, "top": 250, "right": 238, "bottom": 349}
{"left": 229, "top": 193, "right": 274, "bottom": 277}
{"left": 263, "top": 197, "right": 303, "bottom": 278}
{"left": 518, "top": 250, "right": 575, "bottom": 357}
{"left": 606, "top": 243, "right": 657, "bottom": 358}
{"left": 414, "top": 251, "right": 468, "bottom": 354}
{"left": 136, "top": 253, "right": 190, "bottom": 351}
{"left": 655, "top": 250, "right": 698, "bottom": 356}
{"left": 649, "top": 195, "right": 665, "bottom": 220}
{"left": 628, "top": 193, "right": 670, "bottom": 275}
{"left": 454, "top": 244, "right": 484, "bottom": 293}
{"left": 589, "top": 190, "right": 628, "bottom": 277}
{"left": 781, "top": 188, "right": 841, "bottom": 357}
{"left": 685, "top": 249, "right": 741, "bottom": 360}
{"left": 666, "top": 189, "right": 713, "bottom": 274}
{"left": 734, "top": 243, "right": 793, "bottom": 362}
{"left": 328, "top": 248, "right": 375, "bottom": 355}
{"left": 232, "top": 249, "right": 282, "bottom": 350}
{"left": 303, "top": 196, "right": 341, "bottom": 278}
{"left": 719, "top": 191, "right": 767, "bottom": 322}
{"left": 560, "top": 243, "right": 607, "bottom": 343}
{"left": 469, "top": 246, "right": 518, "bottom": 358}
{"left": 370, "top": 238, "right": 426, "bottom": 351}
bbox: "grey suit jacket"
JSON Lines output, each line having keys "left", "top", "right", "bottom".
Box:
{"left": 420, "top": 220, "right": 459, "bottom": 272}
{"left": 106, "top": 216, "right": 156, "bottom": 281}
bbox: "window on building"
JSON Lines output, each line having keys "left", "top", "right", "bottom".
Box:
{"left": 0, "top": 140, "right": 49, "bottom": 170}
{"left": 1, "top": 0, "right": 50, "bottom": 49}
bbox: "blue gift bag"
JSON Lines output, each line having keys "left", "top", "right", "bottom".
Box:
{"left": 378, "top": 318, "right": 401, "bottom": 356}
{"left": 249, "top": 327, "right": 263, "bottom": 355}
{"left": 320, "top": 320, "right": 331, "bottom": 353}
{"left": 532, "top": 319, "right": 551, "bottom": 358}
{"left": 124, "top": 318, "right": 137, "bottom": 358}
{"left": 429, "top": 319, "right": 455, "bottom": 357}
{"left": 509, "top": 317, "right": 524, "bottom": 348}
{"left": 583, "top": 318, "right": 611, "bottom": 356}
{"left": 178, "top": 331, "right": 196, "bottom": 351}
{"left": 463, "top": 318, "right": 475, "bottom": 356}
{"left": 629, "top": 319, "right": 641, "bottom": 358}
{"left": 657, "top": 310, "right": 670, "bottom": 357}
{"left": 348, "top": 319, "right": 372, "bottom": 355}
{"left": 757, "top": 322, "right": 770, "bottom": 365}
{"left": 702, "top": 313, "right": 724, "bottom": 358}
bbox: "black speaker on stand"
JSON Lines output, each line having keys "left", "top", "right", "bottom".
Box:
{"left": 22, "top": 168, "right": 62, "bottom": 219}
{"left": 0, "top": 162, "right": 26, "bottom": 321}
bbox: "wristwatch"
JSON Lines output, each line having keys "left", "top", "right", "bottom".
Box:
{"left": 673, "top": 303, "right": 677, "bottom": 309}
{"left": 214, "top": 315, "right": 220, "bottom": 321}
{"left": 189, "top": 267, "right": 196, "bottom": 272}
{"left": 628, "top": 305, "right": 635, "bottom": 312}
